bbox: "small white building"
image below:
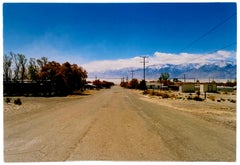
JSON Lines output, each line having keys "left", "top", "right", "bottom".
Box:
{"left": 146, "top": 81, "right": 166, "bottom": 89}
{"left": 179, "top": 83, "right": 217, "bottom": 93}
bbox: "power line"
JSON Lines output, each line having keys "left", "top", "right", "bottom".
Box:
{"left": 88, "top": 76, "right": 123, "bottom": 80}
{"left": 180, "top": 12, "right": 236, "bottom": 52}
{"left": 187, "top": 41, "right": 236, "bottom": 64}
{"left": 210, "top": 41, "right": 236, "bottom": 54}
{"left": 180, "top": 41, "right": 236, "bottom": 82}
{"left": 88, "top": 12, "right": 236, "bottom": 82}
{"left": 177, "top": 11, "right": 236, "bottom": 65}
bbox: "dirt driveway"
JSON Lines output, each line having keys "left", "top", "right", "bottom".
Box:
{"left": 4, "top": 86, "right": 236, "bottom": 161}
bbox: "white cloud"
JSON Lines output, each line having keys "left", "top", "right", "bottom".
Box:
{"left": 150, "top": 52, "right": 203, "bottom": 65}
{"left": 82, "top": 51, "right": 236, "bottom": 73}
{"left": 82, "top": 56, "right": 143, "bottom": 73}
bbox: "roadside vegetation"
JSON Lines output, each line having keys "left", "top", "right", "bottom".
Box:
{"left": 121, "top": 71, "right": 236, "bottom": 103}
{"left": 91, "top": 80, "right": 115, "bottom": 89}
{"left": 120, "top": 78, "right": 147, "bottom": 90}
{"left": 3, "top": 52, "right": 88, "bottom": 96}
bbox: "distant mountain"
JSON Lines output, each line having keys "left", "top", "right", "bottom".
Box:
{"left": 88, "top": 62, "right": 236, "bottom": 81}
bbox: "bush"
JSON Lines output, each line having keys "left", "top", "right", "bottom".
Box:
{"left": 193, "top": 96, "right": 204, "bottom": 101}
{"left": 143, "top": 90, "right": 172, "bottom": 99}
{"left": 5, "top": 98, "right": 11, "bottom": 103}
{"left": 128, "top": 79, "right": 139, "bottom": 89}
{"left": 149, "top": 90, "right": 157, "bottom": 96}
{"left": 138, "top": 80, "right": 147, "bottom": 90}
{"left": 187, "top": 96, "right": 192, "bottom": 100}
{"left": 220, "top": 98, "right": 226, "bottom": 102}
{"left": 229, "top": 99, "right": 236, "bottom": 103}
{"left": 157, "top": 91, "right": 171, "bottom": 99}
{"left": 161, "top": 93, "right": 171, "bottom": 99}
{"left": 14, "top": 98, "right": 22, "bottom": 105}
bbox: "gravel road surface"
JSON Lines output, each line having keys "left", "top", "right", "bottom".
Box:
{"left": 4, "top": 86, "right": 236, "bottom": 162}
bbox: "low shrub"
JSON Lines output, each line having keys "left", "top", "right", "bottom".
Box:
{"left": 155, "top": 91, "right": 172, "bottom": 99}
{"left": 187, "top": 96, "right": 192, "bottom": 100}
{"left": 149, "top": 90, "right": 156, "bottom": 96}
{"left": 155, "top": 92, "right": 162, "bottom": 96}
{"left": 144, "top": 90, "right": 173, "bottom": 99}
{"left": 193, "top": 96, "right": 204, "bottom": 101}
{"left": 5, "top": 98, "right": 11, "bottom": 103}
{"left": 161, "top": 93, "right": 170, "bottom": 99}
{"left": 229, "top": 99, "right": 236, "bottom": 103}
{"left": 14, "top": 98, "right": 22, "bottom": 105}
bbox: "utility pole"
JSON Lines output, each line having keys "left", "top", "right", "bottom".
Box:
{"left": 130, "top": 70, "right": 135, "bottom": 79}
{"left": 140, "top": 56, "right": 148, "bottom": 81}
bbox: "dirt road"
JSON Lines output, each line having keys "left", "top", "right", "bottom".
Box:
{"left": 4, "top": 86, "right": 236, "bottom": 161}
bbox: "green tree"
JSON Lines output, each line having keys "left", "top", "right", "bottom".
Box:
{"left": 159, "top": 72, "right": 170, "bottom": 82}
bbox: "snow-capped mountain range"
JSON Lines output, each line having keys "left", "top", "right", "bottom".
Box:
{"left": 87, "top": 61, "right": 236, "bottom": 81}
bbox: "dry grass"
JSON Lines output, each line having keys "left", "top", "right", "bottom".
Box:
{"left": 207, "top": 95, "right": 216, "bottom": 101}
{"left": 143, "top": 89, "right": 236, "bottom": 104}
{"left": 144, "top": 90, "right": 174, "bottom": 99}
{"left": 137, "top": 89, "right": 236, "bottom": 129}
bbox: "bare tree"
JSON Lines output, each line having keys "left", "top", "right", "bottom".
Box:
{"left": 28, "top": 58, "right": 39, "bottom": 81}
{"left": 12, "top": 52, "right": 20, "bottom": 81}
{"left": 37, "top": 57, "right": 48, "bottom": 69}
{"left": 3, "top": 53, "right": 13, "bottom": 82}
{"left": 18, "top": 54, "right": 27, "bottom": 83}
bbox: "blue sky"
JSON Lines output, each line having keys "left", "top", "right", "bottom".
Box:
{"left": 3, "top": 3, "right": 237, "bottom": 67}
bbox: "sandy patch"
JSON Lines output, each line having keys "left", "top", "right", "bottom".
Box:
{"left": 3, "top": 89, "right": 99, "bottom": 116}
{"left": 132, "top": 89, "right": 236, "bottom": 129}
